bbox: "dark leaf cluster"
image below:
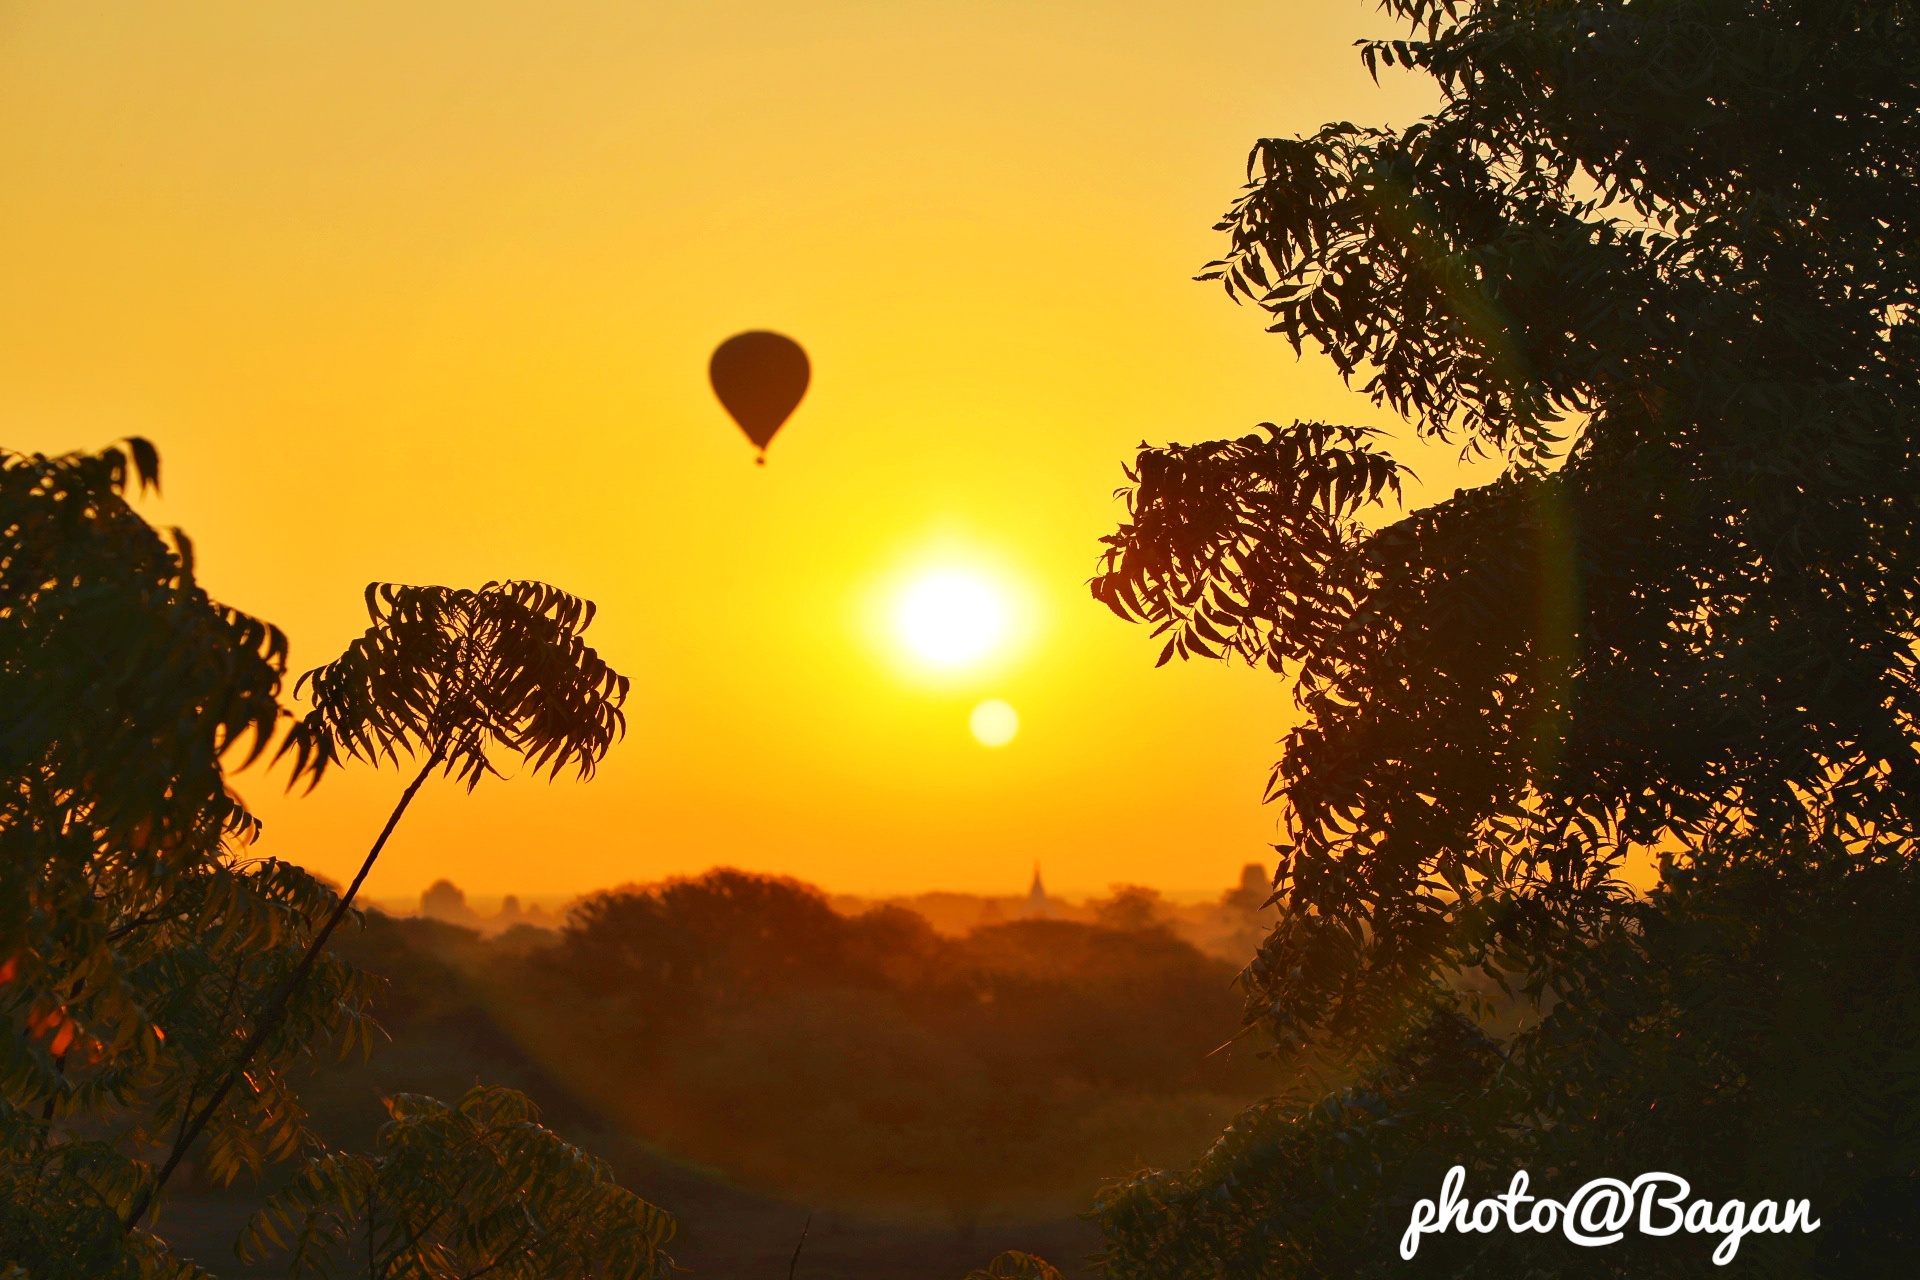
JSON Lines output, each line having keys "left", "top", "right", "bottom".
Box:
{"left": 1, "top": 442, "right": 649, "bottom": 1278}
{"left": 241, "top": 1084, "right": 675, "bottom": 1280}
{"left": 1094, "top": 828, "right": 1920, "bottom": 1279}
{"left": 1093, "top": 1, "right": 1920, "bottom": 1272}
{"left": 0, "top": 442, "right": 371, "bottom": 1277}
{"left": 1097, "top": 0, "right": 1920, "bottom": 1050}
{"left": 282, "top": 581, "right": 629, "bottom": 792}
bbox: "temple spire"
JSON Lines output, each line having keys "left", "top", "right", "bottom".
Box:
{"left": 1025, "top": 862, "right": 1052, "bottom": 918}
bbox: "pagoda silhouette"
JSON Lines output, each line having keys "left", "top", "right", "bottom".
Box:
{"left": 1024, "top": 863, "right": 1054, "bottom": 919}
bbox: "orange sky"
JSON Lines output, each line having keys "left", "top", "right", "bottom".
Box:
{"left": 1, "top": 1, "right": 1490, "bottom": 903}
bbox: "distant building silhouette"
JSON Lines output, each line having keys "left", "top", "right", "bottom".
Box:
{"left": 1024, "top": 863, "right": 1054, "bottom": 918}
{"left": 418, "top": 881, "right": 557, "bottom": 934}
{"left": 1224, "top": 862, "right": 1271, "bottom": 912}
{"left": 420, "top": 878, "right": 482, "bottom": 929}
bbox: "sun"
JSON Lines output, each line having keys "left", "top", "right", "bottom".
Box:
{"left": 891, "top": 568, "right": 1013, "bottom": 671}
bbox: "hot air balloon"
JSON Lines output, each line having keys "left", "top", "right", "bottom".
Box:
{"left": 709, "top": 331, "right": 809, "bottom": 465}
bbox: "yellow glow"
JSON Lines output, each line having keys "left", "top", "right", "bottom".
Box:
{"left": 893, "top": 568, "right": 1012, "bottom": 671}
{"left": 0, "top": 0, "right": 1466, "bottom": 900}
{"left": 970, "top": 699, "right": 1019, "bottom": 747}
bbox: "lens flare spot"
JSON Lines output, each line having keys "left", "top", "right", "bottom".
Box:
{"left": 970, "top": 699, "right": 1019, "bottom": 747}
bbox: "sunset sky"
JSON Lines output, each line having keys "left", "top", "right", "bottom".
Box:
{"left": 1, "top": 1, "right": 1491, "bottom": 903}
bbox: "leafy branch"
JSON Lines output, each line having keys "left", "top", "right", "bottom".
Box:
{"left": 124, "top": 581, "right": 629, "bottom": 1231}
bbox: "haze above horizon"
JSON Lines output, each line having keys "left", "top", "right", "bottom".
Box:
{"left": 0, "top": 0, "right": 1482, "bottom": 900}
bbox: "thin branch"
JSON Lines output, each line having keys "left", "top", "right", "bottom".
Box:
{"left": 789, "top": 1214, "right": 811, "bottom": 1280}
{"left": 105, "top": 905, "right": 190, "bottom": 942}
{"left": 123, "top": 750, "right": 442, "bottom": 1232}
{"left": 456, "top": 1223, "right": 538, "bottom": 1280}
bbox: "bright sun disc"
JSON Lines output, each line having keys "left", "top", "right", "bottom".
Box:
{"left": 893, "top": 569, "right": 1012, "bottom": 670}
{"left": 970, "top": 699, "right": 1019, "bottom": 747}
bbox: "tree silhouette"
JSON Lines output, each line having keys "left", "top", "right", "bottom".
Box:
{"left": 1096, "top": 0, "right": 1920, "bottom": 1050}
{"left": 1092, "top": 0, "right": 1920, "bottom": 1272}
{"left": 2, "top": 441, "right": 373, "bottom": 1277}
{"left": 127, "top": 580, "right": 629, "bottom": 1230}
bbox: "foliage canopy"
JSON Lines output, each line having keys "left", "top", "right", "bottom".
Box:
{"left": 0, "top": 442, "right": 371, "bottom": 1277}
{"left": 241, "top": 1085, "right": 675, "bottom": 1280}
{"left": 1092, "top": 0, "right": 1920, "bottom": 1274}
{"left": 1097, "top": 0, "right": 1920, "bottom": 1048}
{"left": 0, "top": 441, "right": 666, "bottom": 1278}
{"left": 282, "top": 580, "right": 629, "bottom": 793}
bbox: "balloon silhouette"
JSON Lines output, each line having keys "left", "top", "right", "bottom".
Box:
{"left": 709, "top": 331, "right": 810, "bottom": 465}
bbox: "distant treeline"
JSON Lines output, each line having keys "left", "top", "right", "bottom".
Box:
{"left": 327, "top": 868, "right": 1278, "bottom": 1225}
{"left": 409, "top": 866, "right": 1279, "bottom": 960}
